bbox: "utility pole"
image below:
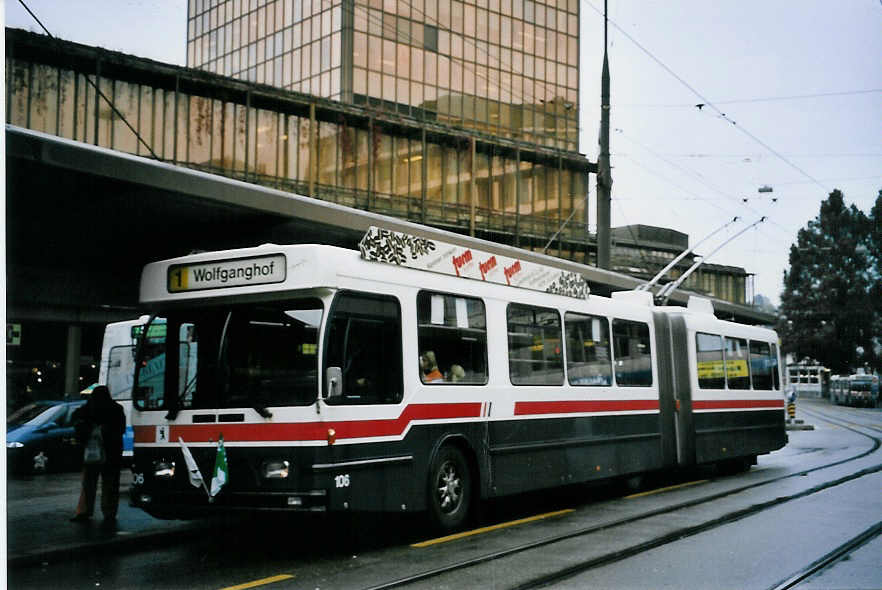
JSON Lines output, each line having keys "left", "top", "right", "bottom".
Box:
{"left": 596, "top": 0, "right": 612, "bottom": 269}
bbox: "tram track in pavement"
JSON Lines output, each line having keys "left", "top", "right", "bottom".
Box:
{"left": 766, "top": 520, "right": 882, "bottom": 590}
{"left": 364, "top": 404, "right": 882, "bottom": 590}
{"left": 800, "top": 402, "right": 882, "bottom": 433}
{"left": 760, "top": 403, "right": 882, "bottom": 590}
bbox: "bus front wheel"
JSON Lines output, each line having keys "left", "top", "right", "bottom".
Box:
{"left": 427, "top": 445, "right": 472, "bottom": 533}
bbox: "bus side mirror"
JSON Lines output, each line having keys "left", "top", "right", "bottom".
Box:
{"left": 326, "top": 367, "right": 342, "bottom": 399}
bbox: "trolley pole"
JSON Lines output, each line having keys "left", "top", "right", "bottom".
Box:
{"left": 596, "top": 0, "right": 612, "bottom": 269}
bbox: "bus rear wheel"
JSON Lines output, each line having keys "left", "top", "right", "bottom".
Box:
{"left": 428, "top": 445, "right": 472, "bottom": 533}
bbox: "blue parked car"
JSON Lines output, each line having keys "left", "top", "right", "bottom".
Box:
{"left": 6, "top": 399, "right": 86, "bottom": 474}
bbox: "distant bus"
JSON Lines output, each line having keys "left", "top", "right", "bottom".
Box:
{"left": 830, "top": 373, "right": 880, "bottom": 407}
{"left": 786, "top": 364, "right": 825, "bottom": 398}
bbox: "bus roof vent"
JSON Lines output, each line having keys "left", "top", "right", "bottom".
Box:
{"left": 611, "top": 290, "right": 654, "bottom": 306}
{"left": 687, "top": 296, "right": 715, "bottom": 315}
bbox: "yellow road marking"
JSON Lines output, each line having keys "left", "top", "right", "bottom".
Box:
{"left": 625, "top": 479, "right": 708, "bottom": 499}
{"left": 411, "top": 508, "right": 574, "bottom": 548}
{"left": 220, "top": 574, "right": 294, "bottom": 590}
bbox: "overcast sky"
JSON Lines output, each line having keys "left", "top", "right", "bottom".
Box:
{"left": 6, "top": 1, "right": 881, "bottom": 305}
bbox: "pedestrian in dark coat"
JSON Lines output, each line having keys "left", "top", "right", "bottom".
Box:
{"left": 70, "top": 385, "right": 126, "bottom": 527}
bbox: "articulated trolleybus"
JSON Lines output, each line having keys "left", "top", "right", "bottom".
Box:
{"left": 130, "top": 227, "right": 785, "bottom": 530}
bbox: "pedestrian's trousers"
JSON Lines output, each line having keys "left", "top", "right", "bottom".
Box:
{"left": 75, "top": 463, "right": 121, "bottom": 519}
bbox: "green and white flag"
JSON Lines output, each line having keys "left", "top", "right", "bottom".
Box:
{"left": 210, "top": 435, "right": 228, "bottom": 498}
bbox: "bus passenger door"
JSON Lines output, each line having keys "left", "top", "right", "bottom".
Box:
{"left": 668, "top": 315, "right": 696, "bottom": 467}
{"left": 652, "top": 312, "right": 677, "bottom": 469}
{"left": 320, "top": 291, "right": 409, "bottom": 512}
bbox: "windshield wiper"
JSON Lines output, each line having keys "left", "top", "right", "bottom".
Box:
{"left": 166, "top": 370, "right": 198, "bottom": 421}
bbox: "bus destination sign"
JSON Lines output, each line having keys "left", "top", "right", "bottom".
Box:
{"left": 168, "top": 254, "right": 287, "bottom": 293}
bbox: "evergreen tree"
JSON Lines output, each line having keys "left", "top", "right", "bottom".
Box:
{"left": 778, "top": 189, "right": 878, "bottom": 373}
{"left": 867, "top": 190, "right": 882, "bottom": 365}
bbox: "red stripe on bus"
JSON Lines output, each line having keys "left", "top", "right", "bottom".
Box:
{"left": 136, "top": 402, "right": 483, "bottom": 443}
{"left": 133, "top": 426, "right": 156, "bottom": 443}
{"left": 514, "top": 400, "right": 659, "bottom": 415}
{"left": 692, "top": 399, "right": 785, "bottom": 410}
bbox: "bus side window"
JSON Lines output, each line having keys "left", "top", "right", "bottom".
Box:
{"left": 696, "top": 333, "right": 724, "bottom": 389}
{"left": 507, "top": 304, "right": 563, "bottom": 386}
{"left": 565, "top": 312, "right": 612, "bottom": 386}
{"left": 770, "top": 344, "right": 780, "bottom": 390}
{"left": 416, "top": 291, "right": 488, "bottom": 385}
{"left": 612, "top": 320, "right": 652, "bottom": 387}
{"left": 725, "top": 337, "right": 750, "bottom": 390}
{"left": 749, "top": 341, "right": 773, "bottom": 390}
{"left": 324, "top": 291, "right": 403, "bottom": 405}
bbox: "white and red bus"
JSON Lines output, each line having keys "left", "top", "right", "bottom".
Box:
{"left": 130, "top": 227, "right": 785, "bottom": 530}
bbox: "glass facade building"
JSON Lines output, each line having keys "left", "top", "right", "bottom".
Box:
{"left": 182, "top": 0, "right": 590, "bottom": 259}
{"left": 187, "top": 0, "right": 580, "bottom": 151}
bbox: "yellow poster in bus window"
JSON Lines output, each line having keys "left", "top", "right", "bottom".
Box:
{"left": 725, "top": 359, "right": 749, "bottom": 378}
{"left": 697, "top": 360, "right": 725, "bottom": 379}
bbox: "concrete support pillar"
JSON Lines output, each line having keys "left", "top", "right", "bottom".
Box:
{"left": 64, "top": 325, "right": 82, "bottom": 395}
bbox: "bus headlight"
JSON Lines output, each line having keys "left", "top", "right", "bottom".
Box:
{"left": 154, "top": 460, "right": 176, "bottom": 479}
{"left": 261, "top": 459, "right": 290, "bottom": 479}
{"left": 7, "top": 441, "right": 24, "bottom": 448}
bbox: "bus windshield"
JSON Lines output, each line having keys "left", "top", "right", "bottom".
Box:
{"left": 134, "top": 299, "right": 323, "bottom": 412}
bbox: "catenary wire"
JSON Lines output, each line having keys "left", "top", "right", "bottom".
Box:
{"left": 611, "top": 133, "right": 792, "bottom": 243}
{"left": 581, "top": 0, "right": 831, "bottom": 196}
{"left": 615, "top": 88, "right": 882, "bottom": 108}
{"left": 580, "top": 0, "right": 832, "bottom": 246}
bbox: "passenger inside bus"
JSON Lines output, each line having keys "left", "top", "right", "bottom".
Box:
{"left": 446, "top": 364, "right": 466, "bottom": 383}
{"left": 420, "top": 351, "right": 443, "bottom": 383}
